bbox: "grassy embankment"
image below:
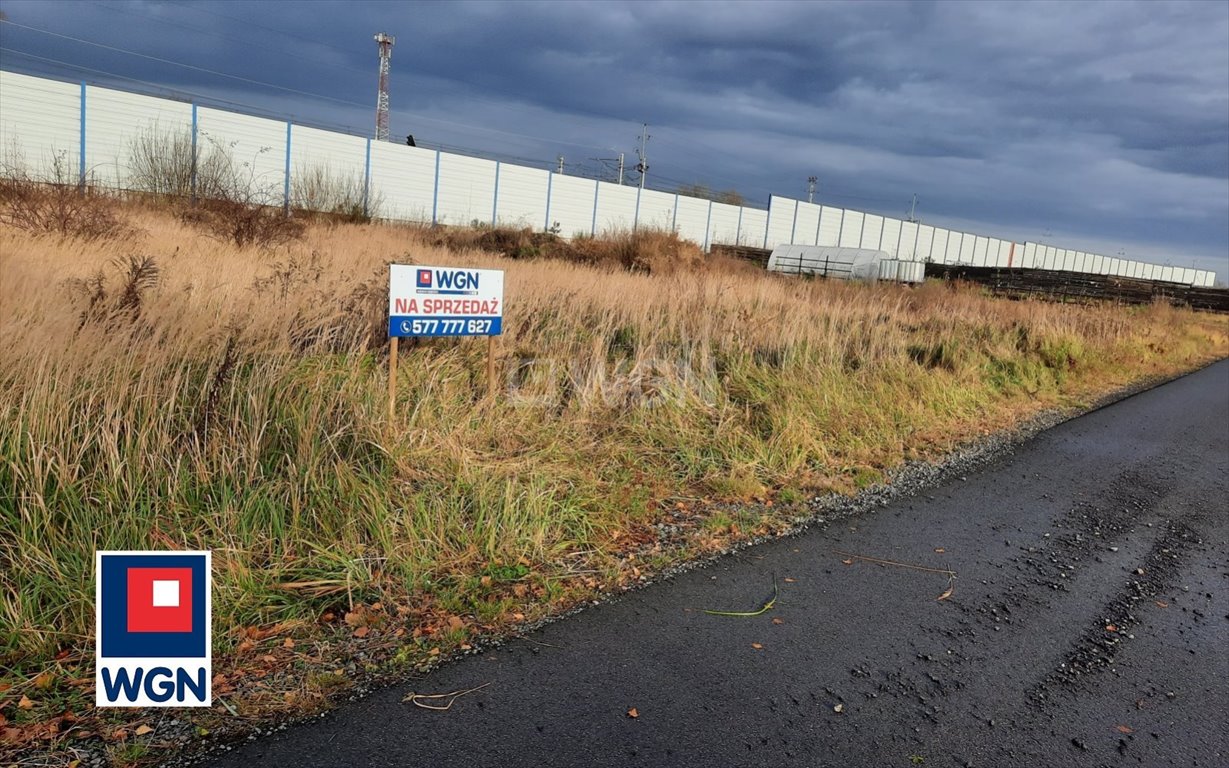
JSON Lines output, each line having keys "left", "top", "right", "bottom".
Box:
{"left": 2, "top": 197, "right": 1227, "bottom": 759}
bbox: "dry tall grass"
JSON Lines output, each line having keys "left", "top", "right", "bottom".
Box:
{"left": 1, "top": 204, "right": 1226, "bottom": 671}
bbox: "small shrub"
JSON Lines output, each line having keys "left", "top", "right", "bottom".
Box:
{"left": 180, "top": 197, "right": 305, "bottom": 248}
{"left": 0, "top": 153, "right": 131, "bottom": 242}
{"left": 291, "top": 164, "right": 380, "bottom": 223}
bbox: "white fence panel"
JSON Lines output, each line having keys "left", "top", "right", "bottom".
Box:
{"left": 898, "top": 220, "right": 920, "bottom": 259}
{"left": 971, "top": 236, "right": 988, "bottom": 266}
{"left": 85, "top": 86, "right": 193, "bottom": 189}
{"left": 435, "top": 153, "right": 497, "bottom": 226}
{"left": 291, "top": 125, "right": 366, "bottom": 178}
{"left": 955, "top": 231, "right": 972, "bottom": 263}
{"left": 764, "top": 196, "right": 796, "bottom": 247}
{"left": 881, "top": 217, "right": 903, "bottom": 258}
{"left": 708, "top": 202, "right": 741, "bottom": 247}
{"left": 494, "top": 164, "right": 549, "bottom": 228}
{"left": 636, "top": 189, "right": 676, "bottom": 232}
{"left": 859, "top": 214, "right": 884, "bottom": 251}
{"left": 1022, "top": 242, "right": 1038, "bottom": 268}
{"left": 0, "top": 71, "right": 81, "bottom": 181}
{"left": 197, "top": 107, "right": 288, "bottom": 205}
{"left": 839, "top": 210, "right": 865, "bottom": 247}
{"left": 290, "top": 125, "right": 366, "bottom": 212}
{"left": 791, "top": 201, "right": 821, "bottom": 245}
{"left": 738, "top": 207, "right": 767, "bottom": 247}
{"left": 985, "top": 237, "right": 1001, "bottom": 267}
{"left": 593, "top": 182, "right": 637, "bottom": 234}
{"left": 369, "top": 143, "right": 435, "bottom": 223}
{"left": 915, "top": 225, "right": 935, "bottom": 261}
{"left": 930, "top": 229, "right": 951, "bottom": 263}
{"left": 544, "top": 174, "right": 594, "bottom": 238}
{"left": 674, "top": 195, "right": 710, "bottom": 244}
{"left": 1002, "top": 241, "right": 1018, "bottom": 267}
{"left": 817, "top": 207, "right": 843, "bottom": 247}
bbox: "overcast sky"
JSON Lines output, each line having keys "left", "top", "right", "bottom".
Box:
{"left": 2, "top": 0, "right": 1226, "bottom": 276}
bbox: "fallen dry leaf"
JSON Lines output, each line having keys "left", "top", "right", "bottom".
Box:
{"left": 282, "top": 637, "right": 295, "bottom": 649}
{"left": 1115, "top": 724, "right": 1134, "bottom": 734}
{"left": 134, "top": 724, "right": 154, "bottom": 736}
{"left": 772, "top": 618, "right": 784, "bottom": 625}
{"left": 1105, "top": 624, "right": 1118, "bottom": 632}
{"left": 33, "top": 672, "right": 54, "bottom": 689}
{"left": 1155, "top": 601, "right": 1168, "bottom": 608}
{"left": 833, "top": 703, "right": 844, "bottom": 713}
{"left": 936, "top": 584, "right": 955, "bottom": 601}
{"left": 17, "top": 695, "right": 34, "bottom": 710}
{"left": 447, "top": 615, "right": 465, "bottom": 632}
{"left": 934, "top": 548, "right": 945, "bottom": 553}
{"left": 783, "top": 577, "right": 797, "bottom": 583}
{"left": 352, "top": 626, "right": 369, "bottom": 639}
{"left": 751, "top": 643, "right": 764, "bottom": 650}
{"left": 627, "top": 707, "right": 639, "bottom": 719}
{"left": 842, "top": 559, "right": 854, "bottom": 565}
{"left": 512, "top": 612, "right": 525, "bottom": 621}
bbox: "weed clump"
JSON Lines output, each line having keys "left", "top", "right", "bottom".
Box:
{"left": 0, "top": 156, "right": 132, "bottom": 242}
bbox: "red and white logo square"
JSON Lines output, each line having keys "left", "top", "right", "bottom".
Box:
{"left": 126, "top": 567, "right": 193, "bottom": 633}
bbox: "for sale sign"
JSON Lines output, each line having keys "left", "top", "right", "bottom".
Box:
{"left": 389, "top": 264, "right": 504, "bottom": 337}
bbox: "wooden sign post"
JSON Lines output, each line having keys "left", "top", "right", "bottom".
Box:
{"left": 387, "top": 264, "right": 504, "bottom": 419}
{"left": 388, "top": 336, "right": 399, "bottom": 420}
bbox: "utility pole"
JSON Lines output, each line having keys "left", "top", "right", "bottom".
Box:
{"left": 907, "top": 193, "right": 918, "bottom": 223}
{"left": 807, "top": 176, "right": 817, "bottom": 204}
{"left": 635, "top": 123, "right": 650, "bottom": 189}
{"left": 617, "top": 152, "right": 625, "bottom": 185}
{"left": 373, "top": 32, "right": 395, "bottom": 141}
{"left": 556, "top": 155, "right": 565, "bottom": 174}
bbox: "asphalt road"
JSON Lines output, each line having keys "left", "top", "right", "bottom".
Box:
{"left": 205, "top": 361, "right": 1229, "bottom": 768}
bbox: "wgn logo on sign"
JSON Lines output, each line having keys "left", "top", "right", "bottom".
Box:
{"left": 95, "top": 551, "right": 212, "bottom": 707}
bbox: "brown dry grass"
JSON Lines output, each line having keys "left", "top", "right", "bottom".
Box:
{"left": 1, "top": 200, "right": 1226, "bottom": 761}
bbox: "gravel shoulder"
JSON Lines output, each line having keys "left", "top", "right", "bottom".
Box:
{"left": 197, "top": 359, "right": 1229, "bottom": 768}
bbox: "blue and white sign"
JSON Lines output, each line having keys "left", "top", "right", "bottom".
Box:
{"left": 389, "top": 264, "right": 504, "bottom": 337}
{"left": 95, "top": 551, "right": 212, "bottom": 707}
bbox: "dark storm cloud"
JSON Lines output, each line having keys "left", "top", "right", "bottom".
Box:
{"left": 1, "top": 0, "right": 1225, "bottom": 273}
